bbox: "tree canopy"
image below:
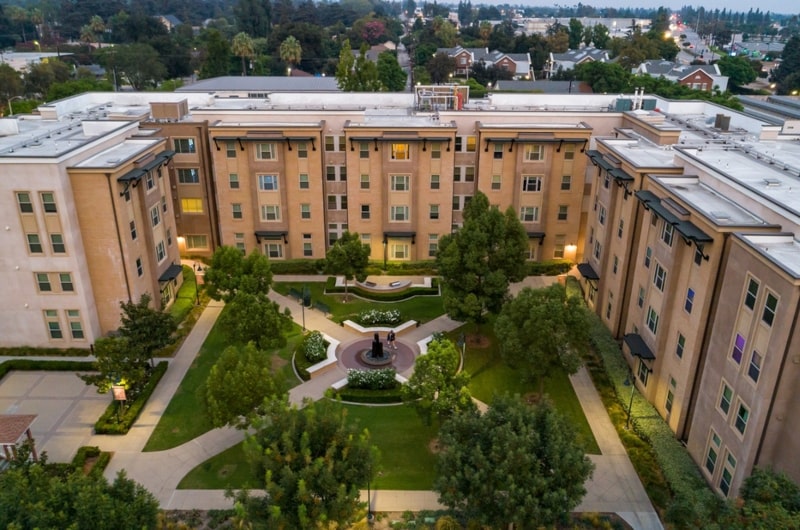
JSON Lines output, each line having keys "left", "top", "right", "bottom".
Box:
{"left": 217, "top": 291, "right": 292, "bottom": 350}
{"left": 205, "top": 246, "right": 273, "bottom": 302}
{"left": 434, "top": 395, "right": 594, "bottom": 527}
{"left": 79, "top": 336, "right": 149, "bottom": 397}
{"left": 377, "top": 50, "right": 407, "bottom": 91}
{"left": 324, "top": 230, "right": 370, "bottom": 299}
{"left": 118, "top": 293, "right": 176, "bottom": 366}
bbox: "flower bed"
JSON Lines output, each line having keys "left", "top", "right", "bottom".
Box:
{"left": 355, "top": 309, "right": 402, "bottom": 326}
{"left": 303, "top": 331, "right": 327, "bottom": 363}
{"left": 347, "top": 368, "right": 398, "bottom": 390}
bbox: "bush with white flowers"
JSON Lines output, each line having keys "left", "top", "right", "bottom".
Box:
{"left": 303, "top": 331, "right": 327, "bottom": 363}
{"left": 355, "top": 309, "right": 402, "bottom": 326}
{"left": 347, "top": 368, "right": 398, "bottom": 389}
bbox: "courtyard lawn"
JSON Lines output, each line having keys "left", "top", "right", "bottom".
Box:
{"left": 178, "top": 442, "right": 259, "bottom": 490}
{"left": 143, "top": 314, "right": 304, "bottom": 452}
{"left": 169, "top": 266, "right": 199, "bottom": 323}
{"left": 272, "top": 281, "right": 445, "bottom": 324}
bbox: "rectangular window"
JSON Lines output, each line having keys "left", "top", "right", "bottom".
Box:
{"left": 732, "top": 334, "right": 745, "bottom": 364}
{"left": 181, "top": 198, "right": 203, "bottom": 214}
{"left": 464, "top": 167, "right": 475, "bottom": 182}
{"left": 705, "top": 431, "right": 721, "bottom": 475}
{"left": 561, "top": 175, "right": 571, "bottom": 191}
{"left": 613, "top": 255, "right": 619, "bottom": 274}
{"left": 390, "top": 206, "right": 409, "bottom": 221}
{"left": 762, "top": 292, "right": 778, "bottom": 327}
{"left": 638, "top": 286, "right": 645, "bottom": 308}
{"left": 161, "top": 195, "right": 168, "bottom": 213}
{"left": 255, "top": 143, "right": 276, "bottom": 160}
{"left": 392, "top": 243, "right": 409, "bottom": 259}
{"left": 67, "top": 309, "right": 84, "bottom": 339}
{"left": 604, "top": 172, "right": 610, "bottom": 189}
{"left": 156, "top": 240, "right": 166, "bottom": 262}
{"left": 455, "top": 136, "right": 462, "bottom": 151}
{"left": 325, "top": 136, "right": 335, "bottom": 151}
{"left": 44, "top": 309, "right": 62, "bottom": 339}
{"left": 522, "top": 175, "right": 542, "bottom": 192}
{"left": 17, "top": 192, "right": 33, "bottom": 213}
{"left": 186, "top": 235, "right": 208, "bottom": 250}
{"left": 644, "top": 246, "right": 652, "bottom": 268}
{"left": 647, "top": 306, "right": 659, "bottom": 335}
{"left": 653, "top": 263, "right": 666, "bottom": 291}
{"left": 234, "top": 233, "right": 245, "bottom": 254}
{"left": 748, "top": 351, "right": 762, "bottom": 383}
{"left": 695, "top": 247, "right": 704, "bottom": 265}
{"left": 41, "top": 192, "right": 57, "bottom": 213}
{"left": 557, "top": 205, "right": 568, "bottom": 221}
{"left": 360, "top": 174, "right": 370, "bottom": 189}
{"left": 430, "top": 174, "right": 440, "bottom": 190}
{"left": 229, "top": 173, "right": 239, "bottom": 189}
{"left": 296, "top": 142, "right": 308, "bottom": 158}
{"left": 36, "top": 272, "right": 52, "bottom": 292}
{"left": 524, "top": 144, "right": 544, "bottom": 161}
{"left": 303, "top": 242, "right": 313, "bottom": 257}
{"left": 340, "top": 165, "right": 347, "bottom": 181}
{"left": 719, "top": 382, "right": 733, "bottom": 415}
{"left": 174, "top": 138, "right": 196, "bottom": 154}
{"left": 676, "top": 333, "right": 685, "bottom": 358}
{"left": 598, "top": 205, "right": 607, "bottom": 225}
{"left": 520, "top": 206, "right": 539, "bottom": 222}
{"left": 301, "top": 204, "right": 311, "bottom": 219}
{"left": 359, "top": 142, "right": 369, "bottom": 159}
{"left": 50, "top": 233, "right": 66, "bottom": 253}
{"left": 258, "top": 174, "right": 279, "bottom": 191}
{"left": 391, "top": 175, "right": 410, "bottom": 191}
{"left": 563, "top": 143, "right": 575, "bottom": 160}
{"left": 685, "top": 288, "right": 695, "bottom": 313}
{"left": 361, "top": 204, "right": 370, "bottom": 220}
{"left": 136, "top": 257, "right": 143, "bottom": 277}
{"left": 735, "top": 401, "right": 749, "bottom": 435}
{"left": 226, "top": 140, "right": 236, "bottom": 158}
{"left": 59, "top": 273, "right": 74, "bottom": 292}
{"left": 453, "top": 167, "right": 461, "bottom": 182}
{"left": 261, "top": 205, "right": 280, "bottom": 221}
{"left": 491, "top": 175, "right": 501, "bottom": 190}
{"left": 177, "top": 168, "right": 199, "bottom": 184}
{"left": 720, "top": 452, "right": 736, "bottom": 496}
{"left": 232, "top": 203, "right": 243, "bottom": 219}
{"left": 618, "top": 219, "right": 624, "bottom": 238}
{"left": 661, "top": 223, "right": 674, "bottom": 246}
{"left": 744, "top": 278, "right": 759, "bottom": 310}
{"left": 299, "top": 174, "right": 309, "bottom": 189}
{"left": 27, "top": 233, "right": 43, "bottom": 253}
{"left": 339, "top": 136, "right": 346, "bottom": 151}
{"left": 493, "top": 143, "right": 504, "bottom": 159}
{"left": 166, "top": 227, "right": 172, "bottom": 246}
{"left": 430, "top": 204, "right": 440, "bottom": 220}
{"left": 326, "top": 166, "right": 336, "bottom": 181}
{"left": 665, "top": 388, "right": 674, "bottom": 414}
{"left": 593, "top": 240, "right": 602, "bottom": 260}
{"left": 638, "top": 360, "right": 650, "bottom": 386}
{"left": 466, "top": 136, "right": 476, "bottom": 152}
{"left": 145, "top": 172, "right": 155, "bottom": 191}
{"left": 391, "top": 143, "right": 410, "bottom": 161}
{"left": 430, "top": 142, "right": 441, "bottom": 159}
{"left": 429, "top": 234, "right": 438, "bottom": 257}
{"left": 327, "top": 195, "right": 338, "bottom": 210}
{"left": 266, "top": 243, "right": 283, "bottom": 259}
{"left": 150, "top": 206, "right": 161, "bottom": 227}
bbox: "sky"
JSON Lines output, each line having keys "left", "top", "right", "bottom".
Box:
{"left": 510, "top": 1, "right": 797, "bottom": 16}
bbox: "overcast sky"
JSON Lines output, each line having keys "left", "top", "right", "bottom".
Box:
{"left": 514, "top": 2, "right": 797, "bottom": 16}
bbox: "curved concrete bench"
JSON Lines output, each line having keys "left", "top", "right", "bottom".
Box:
{"left": 306, "top": 332, "right": 340, "bottom": 379}
{"left": 343, "top": 319, "right": 417, "bottom": 335}
{"left": 355, "top": 279, "right": 412, "bottom": 292}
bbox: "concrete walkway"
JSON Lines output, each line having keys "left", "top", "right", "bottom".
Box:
{"left": 0, "top": 274, "right": 661, "bottom": 528}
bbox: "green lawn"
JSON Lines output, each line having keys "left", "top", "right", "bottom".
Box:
{"left": 273, "top": 281, "right": 445, "bottom": 324}
{"left": 178, "top": 442, "right": 259, "bottom": 490}
{"left": 143, "top": 315, "right": 304, "bottom": 452}
{"left": 170, "top": 266, "right": 199, "bottom": 322}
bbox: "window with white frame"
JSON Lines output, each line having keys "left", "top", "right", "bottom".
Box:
{"left": 720, "top": 451, "right": 736, "bottom": 496}
{"left": 44, "top": 309, "right": 62, "bottom": 339}
{"left": 173, "top": 138, "right": 196, "bottom": 153}
{"left": 391, "top": 175, "right": 410, "bottom": 191}
{"left": 325, "top": 136, "right": 335, "bottom": 151}
{"left": 155, "top": 240, "right": 166, "bottom": 262}
{"left": 748, "top": 350, "right": 763, "bottom": 383}
{"left": 762, "top": 292, "right": 778, "bottom": 327}
{"left": 685, "top": 288, "right": 695, "bottom": 313}
{"left": 612, "top": 255, "right": 619, "bottom": 274}
{"left": 491, "top": 175, "right": 501, "bottom": 190}
{"left": 524, "top": 144, "right": 544, "bottom": 161}
{"left": 328, "top": 223, "right": 347, "bottom": 245}
{"left": 130, "top": 220, "right": 137, "bottom": 240}
{"left": 301, "top": 204, "right": 311, "bottom": 219}
{"left": 560, "top": 175, "right": 571, "bottom": 190}
{"left": 520, "top": 206, "right": 539, "bottom": 222}
{"left": 261, "top": 205, "right": 280, "bottom": 221}
{"left": 35, "top": 272, "right": 52, "bottom": 292}
{"left": 391, "top": 143, "right": 410, "bottom": 160}
{"left": 41, "top": 192, "right": 57, "bottom": 213}
{"left": 359, "top": 142, "right": 370, "bottom": 158}
{"left": 390, "top": 206, "right": 409, "bottom": 221}
{"left": 161, "top": 195, "right": 167, "bottom": 213}
{"left": 360, "top": 174, "right": 370, "bottom": 189}
{"left": 136, "top": 257, "right": 143, "bottom": 276}
{"left": 177, "top": 168, "right": 199, "bottom": 184}
{"left": 227, "top": 173, "right": 239, "bottom": 189}
{"left": 428, "top": 234, "right": 438, "bottom": 257}
{"left": 618, "top": 219, "right": 624, "bottom": 238}
{"left": 66, "top": 309, "right": 84, "bottom": 339}
{"left": 17, "top": 192, "right": 33, "bottom": 213}
{"left": 150, "top": 206, "right": 161, "bottom": 227}
{"left": 430, "top": 142, "right": 441, "bottom": 159}
{"left": 258, "top": 174, "right": 279, "bottom": 191}
{"left": 646, "top": 306, "right": 659, "bottom": 334}
{"left": 705, "top": 430, "right": 721, "bottom": 475}
{"left": 326, "top": 166, "right": 336, "bottom": 181}
{"left": 50, "top": 233, "right": 65, "bottom": 253}
{"left": 653, "top": 263, "right": 666, "bottom": 291}
{"left": 744, "top": 277, "right": 759, "bottom": 310}
{"left": 719, "top": 381, "right": 733, "bottom": 415}
{"left": 265, "top": 243, "right": 283, "bottom": 258}
{"left": 392, "top": 243, "right": 409, "bottom": 259}
{"left": 303, "top": 234, "right": 313, "bottom": 257}
{"left": 563, "top": 143, "right": 575, "bottom": 160}
{"left": 361, "top": 204, "right": 370, "bottom": 220}
{"left": 234, "top": 233, "right": 245, "bottom": 254}
{"left": 181, "top": 198, "right": 203, "bottom": 213}
{"left": 553, "top": 235, "right": 565, "bottom": 259}
{"left": 637, "top": 359, "right": 650, "bottom": 385}
{"left": 145, "top": 172, "right": 155, "bottom": 191}
{"left": 665, "top": 377, "right": 676, "bottom": 414}
{"left": 661, "top": 222, "right": 674, "bottom": 246}
{"left": 644, "top": 246, "right": 652, "bottom": 268}
{"left": 638, "top": 286, "right": 645, "bottom": 308}
{"left": 430, "top": 204, "right": 440, "bottom": 220}
{"left": 226, "top": 140, "right": 236, "bottom": 158}
{"left": 734, "top": 401, "right": 749, "bottom": 435}
{"left": 598, "top": 205, "right": 607, "bottom": 225}
{"left": 430, "top": 174, "right": 440, "bottom": 189}
{"left": 296, "top": 142, "right": 308, "bottom": 158}
{"left": 557, "top": 205, "right": 568, "bottom": 221}
{"left": 493, "top": 143, "right": 504, "bottom": 159}
{"left": 593, "top": 240, "right": 602, "bottom": 260}
{"left": 232, "top": 203, "right": 243, "bottom": 219}
{"left": 732, "top": 333, "right": 745, "bottom": 364}
{"left": 299, "top": 173, "right": 309, "bottom": 189}
{"left": 27, "top": 233, "right": 43, "bottom": 254}
{"left": 676, "top": 333, "right": 685, "bottom": 358}
{"left": 522, "top": 175, "right": 542, "bottom": 192}
{"left": 255, "top": 143, "right": 276, "bottom": 160}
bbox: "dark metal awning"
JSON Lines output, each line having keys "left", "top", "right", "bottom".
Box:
{"left": 527, "top": 232, "right": 545, "bottom": 245}
{"left": 586, "top": 149, "right": 615, "bottom": 171}
{"left": 635, "top": 190, "right": 713, "bottom": 248}
{"left": 255, "top": 231, "right": 288, "bottom": 243}
{"left": 383, "top": 231, "right": 416, "bottom": 244}
{"left": 158, "top": 263, "right": 183, "bottom": 283}
{"left": 624, "top": 333, "right": 656, "bottom": 360}
{"left": 117, "top": 150, "right": 175, "bottom": 183}
{"left": 577, "top": 262, "right": 600, "bottom": 281}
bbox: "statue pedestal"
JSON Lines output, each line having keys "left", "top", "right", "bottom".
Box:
{"left": 359, "top": 349, "right": 394, "bottom": 367}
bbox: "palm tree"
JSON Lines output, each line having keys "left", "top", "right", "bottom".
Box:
{"left": 231, "top": 32, "right": 255, "bottom": 76}
{"left": 89, "top": 15, "right": 106, "bottom": 48}
{"left": 80, "top": 25, "right": 96, "bottom": 55}
{"left": 279, "top": 36, "right": 302, "bottom": 74}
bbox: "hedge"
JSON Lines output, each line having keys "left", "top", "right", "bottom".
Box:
{"left": 72, "top": 446, "right": 112, "bottom": 478}
{"left": 334, "top": 387, "right": 404, "bottom": 404}
{"left": 0, "top": 359, "right": 96, "bottom": 380}
{"left": 347, "top": 368, "right": 398, "bottom": 390}
{"left": 94, "top": 361, "right": 169, "bottom": 434}
{"left": 324, "top": 277, "right": 440, "bottom": 301}
{"left": 0, "top": 347, "right": 90, "bottom": 357}
{"left": 269, "top": 259, "right": 327, "bottom": 275}
{"left": 525, "top": 259, "right": 574, "bottom": 276}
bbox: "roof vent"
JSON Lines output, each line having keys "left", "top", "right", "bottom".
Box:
{"left": 711, "top": 211, "right": 731, "bottom": 221}
{"left": 763, "top": 178, "right": 781, "bottom": 187}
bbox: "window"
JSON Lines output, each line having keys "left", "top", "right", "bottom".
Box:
{"left": 361, "top": 204, "right": 370, "bottom": 220}
{"left": 339, "top": 135, "right": 345, "bottom": 151}
{"left": 155, "top": 240, "right": 166, "bottom": 262}
{"left": 391, "top": 175, "right": 410, "bottom": 191}
{"left": 522, "top": 175, "right": 542, "bottom": 192}
{"left": 491, "top": 175, "right": 501, "bottom": 190}
{"left": 186, "top": 235, "right": 208, "bottom": 250}
{"left": 744, "top": 278, "right": 759, "bottom": 310}
{"left": 430, "top": 142, "right": 441, "bottom": 159}
{"left": 430, "top": 174, "right": 440, "bottom": 190}
{"left": 232, "top": 203, "right": 243, "bottom": 219}
{"left": 136, "top": 257, "right": 143, "bottom": 277}
{"left": 17, "top": 192, "right": 33, "bottom": 213}
{"left": 424, "top": 233, "right": 437, "bottom": 257}
{"left": 661, "top": 223, "right": 674, "bottom": 246}
{"left": 390, "top": 206, "right": 409, "bottom": 221}
{"left": 166, "top": 227, "right": 172, "bottom": 247}
{"left": 455, "top": 136, "right": 462, "bottom": 151}
{"left": 638, "top": 286, "right": 645, "bottom": 308}
{"left": 612, "top": 255, "right": 619, "bottom": 274}
{"left": 593, "top": 240, "right": 602, "bottom": 260}
{"left": 145, "top": 172, "right": 155, "bottom": 191}
{"left": 161, "top": 195, "right": 168, "bottom": 213}
{"left": 299, "top": 174, "right": 309, "bottom": 189}
{"left": 301, "top": 204, "right": 311, "bottom": 219}
{"left": 303, "top": 241, "right": 313, "bottom": 257}
{"left": 705, "top": 431, "right": 721, "bottom": 475}
{"left": 392, "top": 243, "right": 409, "bottom": 259}
{"left": 266, "top": 243, "right": 283, "bottom": 259}
{"left": 325, "top": 136, "right": 335, "bottom": 151}
{"left": 391, "top": 143, "right": 410, "bottom": 160}
{"left": 261, "top": 205, "right": 280, "bottom": 221}
{"left": 150, "top": 206, "right": 161, "bottom": 227}
{"left": 735, "top": 401, "right": 749, "bottom": 435}
{"left": 430, "top": 204, "right": 440, "bottom": 220}
{"left": 181, "top": 198, "right": 203, "bottom": 214}
{"left": 685, "top": 288, "right": 695, "bottom": 313}
{"left": 748, "top": 351, "right": 763, "bottom": 383}
{"left": 644, "top": 246, "right": 652, "bottom": 268}
{"left": 732, "top": 334, "right": 745, "bottom": 364}
{"left": 466, "top": 136, "right": 476, "bottom": 152}
{"left": 647, "top": 306, "right": 659, "bottom": 335}
{"left": 694, "top": 247, "right": 704, "bottom": 265}
{"left": 177, "top": 168, "right": 199, "bottom": 183}
{"left": 36, "top": 273, "right": 52, "bottom": 292}
{"left": 493, "top": 144, "right": 504, "bottom": 159}
{"left": 258, "top": 175, "right": 278, "bottom": 191}
{"left": 553, "top": 235, "right": 565, "bottom": 259}
{"left": 676, "top": 333, "right": 685, "bottom": 358}
{"left": 762, "top": 292, "right": 778, "bottom": 327}
{"left": 589, "top": 227, "right": 594, "bottom": 245}
{"left": 557, "top": 205, "right": 568, "bottom": 221}
{"left": 520, "top": 206, "right": 539, "bottom": 222}
{"left": 720, "top": 452, "right": 736, "bottom": 496}
{"left": 653, "top": 263, "right": 666, "bottom": 291}
{"left": 561, "top": 175, "right": 571, "bottom": 191}
{"left": 598, "top": 205, "right": 607, "bottom": 225}
{"left": 360, "top": 174, "right": 370, "bottom": 189}
{"left": 719, "top": 381, "right": 733, "bottom": 415}
{"left": 665, "top": 379, "right": 675, "bottom": 414}
{"left": 27, "top": 234, "right": 43, "bottom": 253}
{"left": 327, "top": 195, "right": 347, "bottom": 210}
{"left": 464, "top": 167, "right": 475, "bottom": 182}
{"left": 67, "top": 310, "right": 84, "bottom": 339}
{"left": 606, "top": 292, "right": 613, "bottom": 319}
{"left": 229, "top": 173, "right": 239, "bottom": 189}
{"left": 637, "top": 360, "right": 650, "bottom": 386}
{"left": 226, "top": 140, "right": 236, "bottom": 158}
{"left": 234, "top": 233, "right": 245, "bottom": 254}
{"left": 59, "top": 273, "right": 73, "bottom": 292}
{"left": 524, "top": 144, "right": 544, "bottom": 161}
{"left": 174, "top": 138, "right": 196, "bottom": 153}
{"left": 326, "top": 166, "right": 336, "bottom": 181}
{"left": 297, "top": 142, "right": 308, "bottom": 158}
{"left": 603, "top": 171, "right": 611, "bottom": 189}
{"left": 50, "top": 233, "right": 65, "bottom": 253}
{"left": 44, "top": 309, "right": 62, "bottom": 339}
{"left": 618, "top": 220, "right": 624, "bottom": 238}
{"left": 255, "top": 143, "right": 276, "bottom": 160}
{"left": 359, "top": 142, "right": 369, "bottom": 159}
{"left": 39, "top": 192, "right": 57, "bottom": 213}
{"left": 563, "top": 143, "right": 575, "bottom": 160}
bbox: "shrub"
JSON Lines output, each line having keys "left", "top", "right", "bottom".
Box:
{"left": 335, "top": 387, "right": 404, "bottom": 403}
{"left": 347, "top": 368, "right": 398, "bottom": 390}
{"left": 525, "top": 259, "right": 573, "bottom": 276}
{"left": 0, "top": 347, "right": 90, "bottom": 357}
{"left": 355, "top": 309, "right": 402, "bottom": 326}
{"left": 94, "top": 361, "right": 168, "bottom": 434}
{"left": 303, "top": 331, "right": 327, "bottom": 363}
{"left": 268, "top": 259, "right": 327, "bottom": 274}
{"left": 0, "top": 359, "right": 96, "bottom": 380}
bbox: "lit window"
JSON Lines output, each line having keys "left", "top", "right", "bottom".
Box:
{"left": 522, "top": 175, "right": 542, "bottom": 192}
{"left": 430, "top": 142, "right": 441, "bottom": 159}
{"left": 734, "top": 402, "right": 749, "bottom": 435}
{"left": 261, "top": 205, "right": 280, "bottom": 221}
{"left": 391, "top": 143, "right": 410, "bottom": 160}
{"left": 653, "top": 263, "right": 666, "bottom": 291}
{"left": 561, "top": 175, "right": 571, "bottom": 191}
{"left": 181, "top": 198, "right": 203, "bottom": 214}
{"left": 553, "top": 235, "right": 565, "bottom": 259}
{"left": 51, "top": 234, "right": 66, "bottom": 253}
{"left": 36, "top": 273, "right": 52, "bottom": 292}
{"left": 359, "top": 142, "right": 369, "bottom": 159}
{"left": 232, "top": 203, "right": 243, "bottom": 219}
{"left": 361, "top": 174, "right": 370, "bottom": 189}
{"left": 563, "top": 143, "right": 575, "bottom": 160}
{"left": 557, "top": 205, "right": 568, "bottom": 221}
{"left": 390, "top": 206, "right": 409, "bottom": 221}
{"left": 44, "top": 309, "right": 62, "bottom": 339}
{"left": 17, "top": 192, "right": 33, "bottom": 213}
{"left": 301, "top": 204, "right": 311, "bottom": 219}
{"left": 744, "top": 278, "right": 759, "bottom": 310}
{"left": 229, "top": 173, "right": 239, "bottom": 189}
{"left": 258, "top": 175, "right": 279, "bottom": 191}
{"left": 186, "top": 235, "right": 208, "bottom": 249}
{"left": 156, "top": 240, "right": 166, "bottom": 262}
{"left": 41, "top": 192, "right": 57, "bottom": 213}
{"left": 465, "top": 136, "right": 476, "bottom": 152}
{"left": 732, "top": 333, "right": 745, "bottom": 364}
{"left": 520, "top": 206, "right": 539, "bottom": 222}
{"left": 173, "top": 138, "right": 196, "bottom": 153}
{"left": 392, "top": 243, "right": 409, "bottom": 259}
{"left": 524, "top": 144, "right": 544, "bottom": 161}
{"left": 685, "top": 288, "right": 695, "bottom": 313}
{"left": 299, "top": 174, "right": 309, "bottom": 189}
{"left": 60, "top": 273, "right": 73, "bottom": 292}
{"left": 647, "top": 306, "right": 659, "bottom": 334}
{"left": 430, "top": 204, "right": 440, "bottom": 220}
{"left": 177, "top": 168, "right": 200, "bottom": 183}
{"left": 748, "top": 351, "right": 762, "bottom": 383}
{"left": 391, "top": 175, "right": 410, "bottom": 191}
{"left": 676, "top": 333, "right": 685, "bottom": 358}
{"left": 255, "top": 143, "right": 276, "bottom": 160}
{"left": 762, "top": 292, "right": 778, "bottom": 327}
{"left": 27, "top": 234, "right": 43, "bottom": 253}
{"left": 431, "top": 174, "right": 440, "bottom": 189}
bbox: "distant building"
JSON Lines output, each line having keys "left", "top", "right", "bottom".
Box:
{"left": 0, "top": 51, "right": 75, "bottom": 72}
{"left": 175, "top": 76, "right": 341, "bottom": 98}
{"left": 494, "top": 80, "right": 593, "bottom": 94}
{"left": 633, "top": 61, "right": 729, "bottom": 92}
{"left": 436, "top": 46, "right": 532, "bottom": 79}
{"left": 157, "top": 15, "right": 182, "bottom": 32}
{"left": 547, "top": 47, "right": 610, "bottom": 78}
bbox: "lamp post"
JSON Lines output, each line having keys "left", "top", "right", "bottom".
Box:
{"left": 301, "top": 284, "right": 309, "bottom": 331}
{"left": 624, "top": 370, "right": 636, "bottom": 430}
{"left": 193, "top": 265, "right": 200, "bottom": 305}
{"left": 7, "top": 95, "right": 24, "bottom": 116}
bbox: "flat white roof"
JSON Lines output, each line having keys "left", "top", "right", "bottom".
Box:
{"left": 599, "top": 138, "right": 677, "bottom": 168}
{"left": 73, "top": 139, "right": 162, "bottom": 168}
{"left": 739, "top": 234, "right": 800, "bottom": 278}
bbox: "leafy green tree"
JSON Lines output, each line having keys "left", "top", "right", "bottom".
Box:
{"left": 377, "top": 51, "right": 407, "bottom": 91}
{"left": 23, "top": 60, "right": 71, "bottom": 97}
{"left": 205, "top": 246, "right": 273, "bottom": 302}
{"left": 568, "top": 18, "right": 583, "bottom": 49}
{"left": 402, "top": 337, "right": 475, "bottom": 424}
{"left": 495, "top": 284, "right": 590, "bottom": 394}
{"left": 199, "top": 28, "right": 232, "bottom": 79}
{"left": 103, "top": 43, "right": 167, "bottom": 90}
{"left": 231, "top": 31, "right": 255, "bottom": 75}
{"left": 218, "top": 292, "right": 292, "bottom": 350}
{"left": 118, "top": 293, "right": 176, "bottom": 367}
{"left": 0, "top": 63, "right": 23, "bottom": 110}
{"left": 235, "top": 0, "right": 272, "bottom": 38}
{"left": 79, "top": 336, "right": 149, "bottom": 398}
{"left": 576, "top": 61, "right": 631, "bottom": 93}
{"left": 717, "top": 55, "right": 758, "bottom": 88}
{"left": 773, "top": 36, "right": 800, "bottom": 95}
{"left": 434, "top": 395, "right": 594, "bottom": 528}
{"left": 279, "top": 35, "right": 302, "bottom": 70}
{"left": 592, "top": 24, "right": 611, "bottom": 49}
{"left": 206, "top": 342, "right": 285, "bottom": 429}
{"left": 241, "top": 396, "right": 376, "bottom": 528}
{"left": 325, "top": 230, "right": 370, "bottom": 300}
{"left": 436, "top": 191, "right": 528, "bottom": 326}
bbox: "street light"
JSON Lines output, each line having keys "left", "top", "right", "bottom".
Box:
{"left": 624, "top": 370, "right": 636, "bottom": 430}
{"left": 7, "top": 95, "right": 24, "bottom": 116}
